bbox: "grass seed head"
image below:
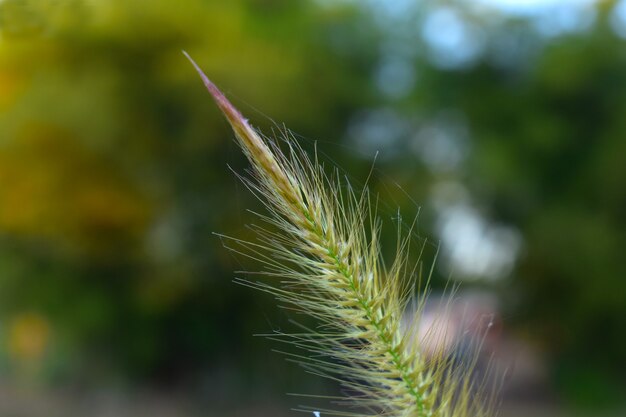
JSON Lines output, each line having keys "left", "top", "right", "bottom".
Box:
{"left": 185, "top": 51, "right": 493, "bottom": 417}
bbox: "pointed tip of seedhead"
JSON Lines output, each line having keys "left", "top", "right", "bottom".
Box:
{"left": 182, "top": 50, "right": 248, "bottom": 131}
{"left": 184, "top": 51, "right": 297, "bottom": 200}
{"left": 183, "top": 51, "right": 262, "bottom": 151}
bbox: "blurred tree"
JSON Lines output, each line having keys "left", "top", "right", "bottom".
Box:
{"left": 457, "top": 16, "right": 626, "bottom": 408}
{"left": 357, "top": 0, "right": 626, "bottom": 407}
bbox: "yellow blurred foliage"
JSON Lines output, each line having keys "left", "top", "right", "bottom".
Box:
{"left": 0, "top": 0, "right": 323, "bottom": 260}
{"left": 0, "top": 69, "right": 25, "bottom": 110}
{"left": 7, "top": 312, "right": 51, "bottom": 362}
{"left": 0, "top": 123, "right": 152, "bottom": 256}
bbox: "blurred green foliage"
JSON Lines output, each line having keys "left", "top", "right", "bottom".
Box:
{"left": 441, "top": 24, "right": 626, "bottom": 407}
{"left": 0, "top": 0, "right": 624, "bottom": 411}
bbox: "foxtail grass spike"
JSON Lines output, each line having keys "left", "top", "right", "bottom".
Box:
{"left": 185, "top": 51, "right": 491, "bottom": 417}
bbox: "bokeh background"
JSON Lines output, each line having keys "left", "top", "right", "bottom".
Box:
{"left": 0, "top": 0, "right": 625, "bottom": 416}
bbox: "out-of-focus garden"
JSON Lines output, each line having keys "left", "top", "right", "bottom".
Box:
{"left": 0, "top": 0, "right": 624, "bottom": 416}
